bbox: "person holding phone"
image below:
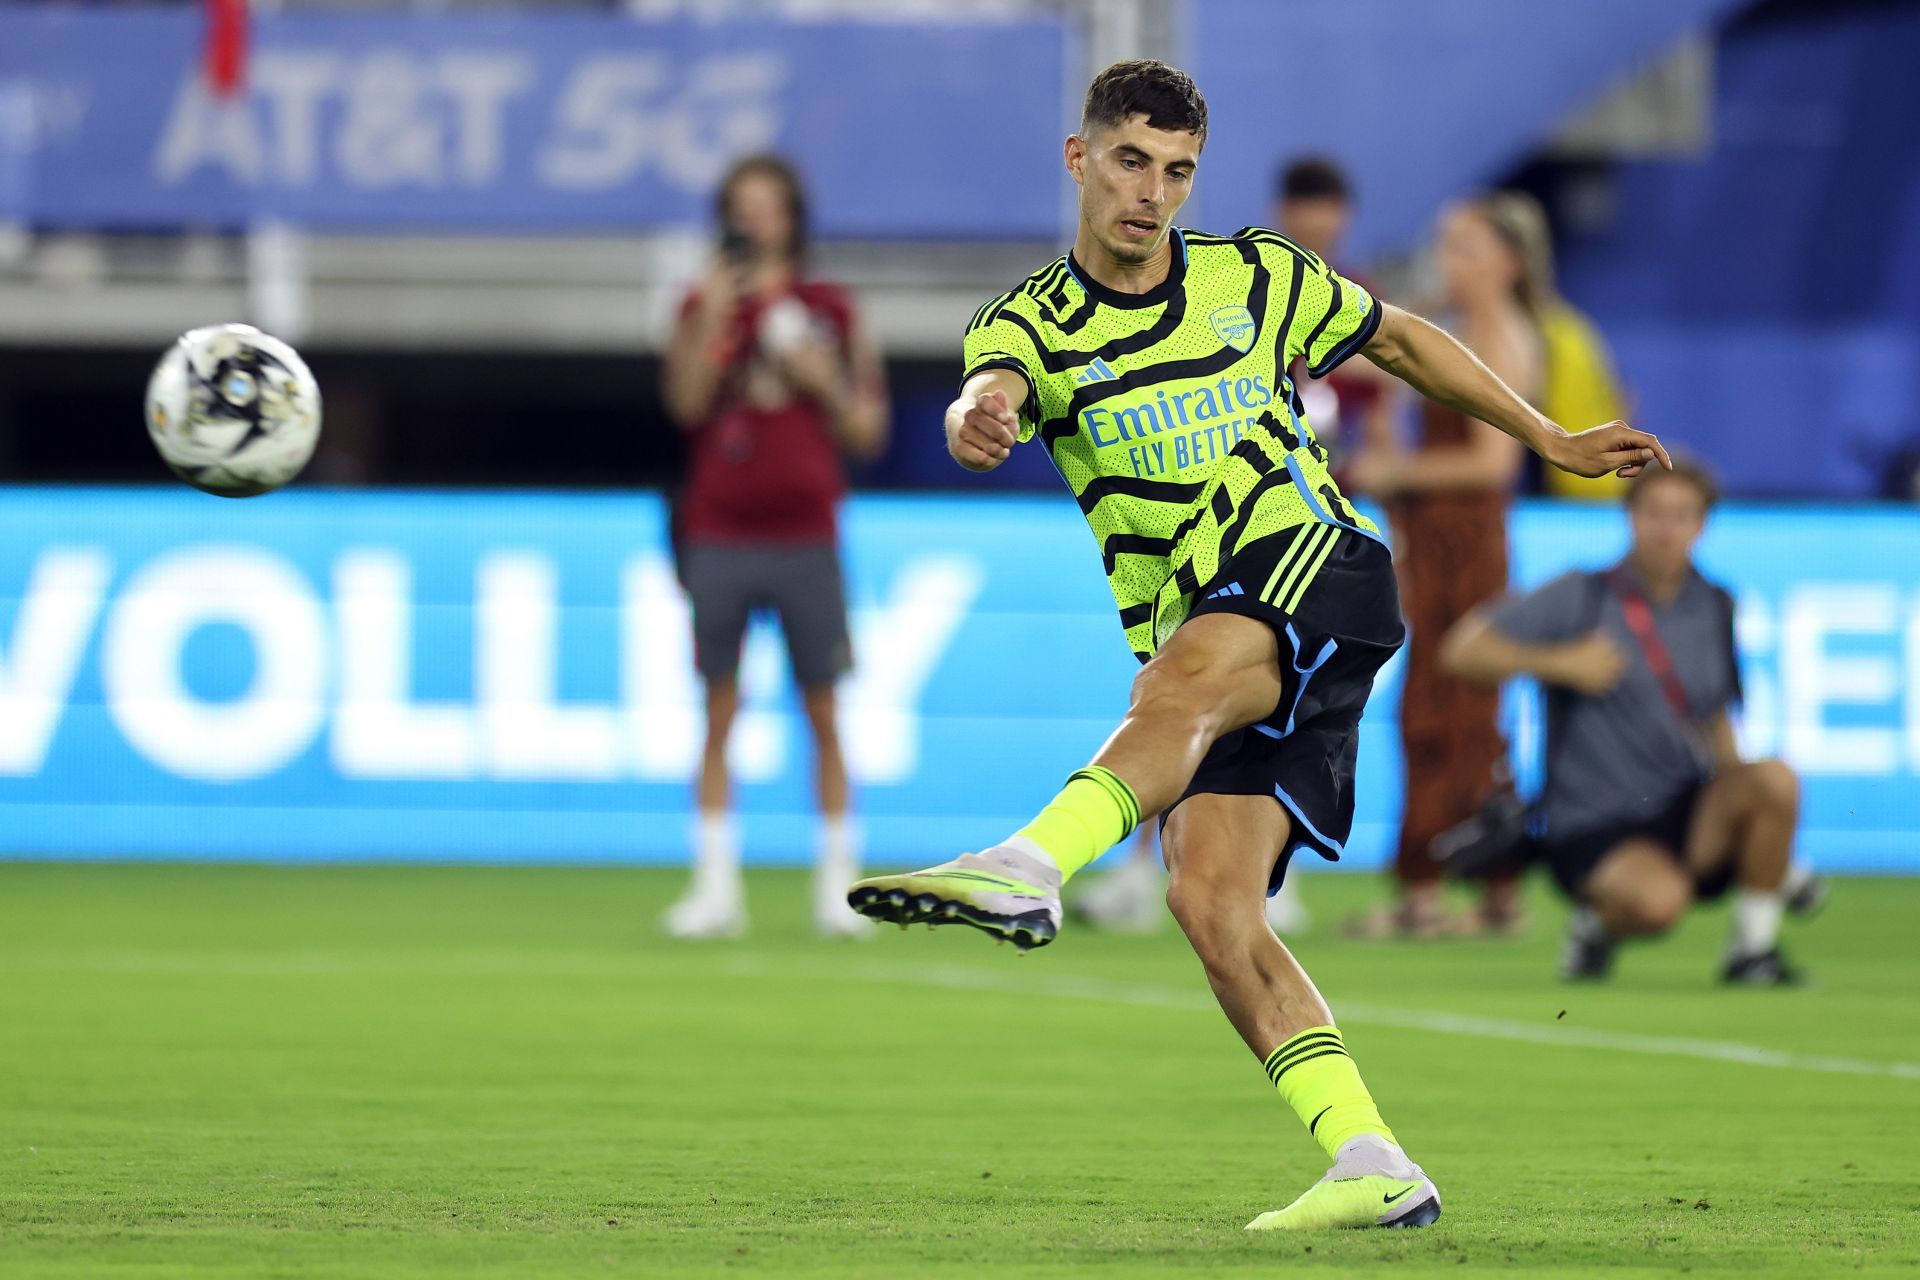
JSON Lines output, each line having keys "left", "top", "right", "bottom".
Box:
{"left": 660, "top": 154, "right": 890, "bottom": 939}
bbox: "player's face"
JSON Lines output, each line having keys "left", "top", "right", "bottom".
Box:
{"left": 727, "top": 172, "right": 795, "bottom": 259}
{"left": 1437, "top": 204, "right": 1519, "bottom": 307}
{"left": 1278, "top": 197, "right": 1349, "bottom": 261}
{"left": 1067, "top": 117, "right": 1200, "bottom": 265}
{"left": 1628, "top": 477, "right": 1708, "bottom": 576}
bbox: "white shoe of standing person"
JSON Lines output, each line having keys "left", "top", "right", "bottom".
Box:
{"left": 662, "top": 880, "right": 748, "bottom": 940}
{"left": 1068, "top": 853, "right": 1165, "bottom": 934}
{"left": 1265, "top": 875, "right": 1312, "bottom": 936}
{"left": 814, "top": 861, "right": 871, "bottom": 939}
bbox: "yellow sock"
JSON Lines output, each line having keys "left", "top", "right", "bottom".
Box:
{"left": 1010, "top": 766, "right": 1139, "bottom": 882}
{"left": 1264, "top": 1025, "right": 1395, "bottom": 1160}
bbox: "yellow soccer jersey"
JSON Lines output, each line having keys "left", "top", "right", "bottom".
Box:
{"left": 963, "top": 227, "right": 1384, "bottom": 659}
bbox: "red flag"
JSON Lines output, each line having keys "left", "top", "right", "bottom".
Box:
{"left": 204, "top": 0, "right": 249, "bottom": 99}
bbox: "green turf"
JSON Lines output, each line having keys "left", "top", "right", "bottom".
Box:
{"left": 0, "top": 864, "right": 1915, "bottom": 1278}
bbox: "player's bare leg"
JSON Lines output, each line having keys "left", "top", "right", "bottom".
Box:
{"left": 1162, "top": 792, "right": 1439, "bottom": 1229}
{"left": 849, "top": 614, "right": 1283, "bottom": 946}
{"left": 1090, "top": 614, "right": 1286, "bottom": 812}
{"left": 664, "top": 678, "right": 747, "bottom": 938}
{"left": 1162, "top": 795, "right": 1332, "bottom": 1051}
{"left": 851, "top": 612, "right": 1435, "bottom": 1226}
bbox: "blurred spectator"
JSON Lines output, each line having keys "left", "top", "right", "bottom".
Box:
{"left": 1528, "top": 227, "right": 1634, "bottom": 502}
{"left": 659, "top": 153, "right": 888, "bottom": 941}
{"left": 1274, "top": 157, "right": 1402, "bottom": 480}
{"left": 1441, "top": 460, "right": 1822, "bottom": 985}
{"left": 1344, "top": 193, "right": 1542, "bottom": 938}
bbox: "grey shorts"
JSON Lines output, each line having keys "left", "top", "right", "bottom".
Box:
{"left": 682, "top": 541, "right": 853, "bottom": 688}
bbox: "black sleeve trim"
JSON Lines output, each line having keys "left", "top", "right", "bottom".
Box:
{"left": 1306, "top": 294, "right": 1383, "bottom": 379}
{"left": 961, "top": 357, "right": 1040, "bottom": 430}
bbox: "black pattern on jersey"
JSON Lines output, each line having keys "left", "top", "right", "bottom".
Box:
{"left": 1298, "top": 273, "right": 1345, "bottom": 365}
{"left": 1050, "top": 286, "right": 1101, "bottom": 335}
{"left": 1212, "top": 448, "right": 1299, "bottom": 561}
{"left": 1039, "top": 239, "right": 1266, "bottom": 451}
{"left": 1101, "top": 533, "right": 1177, "bottom": 575}
{"left": 1267, "top": 257, "right": 1307, "bottom": 397}
{"left": 968, "top": 256, "right": 1190, "bottom": 373}
{"left": 960, "top": 226, "right": 1386, "bottom": 657}
{"left": 998, "top": 292, "right": 1190, "bottom": 376}
{"left": 1226, "top": 227, "right": 1324, "bottom": 271}
{"left": 1075, "top": 473, "right": 1207, "bottom": 516}
{"left": 1257, "top": 408, "right": 1329, "bottom": 465}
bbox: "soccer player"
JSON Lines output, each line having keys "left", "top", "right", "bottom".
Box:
{"left": 1441, "top": 460, "right": 1821, "bottom": 984}
{"left": 1071, "top": 156, "right": 1385, "bottom": 940}
{"left": 847, "top": 61, "right": 1670, "bottom": 1230}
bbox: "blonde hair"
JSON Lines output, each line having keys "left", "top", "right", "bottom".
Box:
{"left": 1470, "top": 191, "right": 1556, "bottom": 319}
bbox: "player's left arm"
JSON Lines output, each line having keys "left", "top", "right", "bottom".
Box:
{"left": 1362, "top": 304, "right": 1672, "bottom": 479}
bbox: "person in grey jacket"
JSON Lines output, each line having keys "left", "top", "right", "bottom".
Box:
{"left": 1442, "top": 459, "right": 1820, "bottom": 984}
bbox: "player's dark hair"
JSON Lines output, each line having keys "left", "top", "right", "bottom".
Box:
{"left": 1627, "top": 455, "right": 1720, "bottom": 512}
{"left": 1081, "top": 59, "right": 1208, "bottom": 147}
{"left": 715, "top": 153, "right": 810, "bottom": 264}
{"left": 1278, "top": 156, "right": 1351, "bottom": 203}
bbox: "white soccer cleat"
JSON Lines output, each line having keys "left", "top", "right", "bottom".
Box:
{"left": 661, "top": 882, "right": 748, "bottom": 940}
{"left": 847, "top": 844, "right": 1064, "bottom": 951}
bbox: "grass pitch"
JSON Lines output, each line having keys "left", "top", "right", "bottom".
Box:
{"left": 0, "top": 863, "right": 1915, "bottom": 1277}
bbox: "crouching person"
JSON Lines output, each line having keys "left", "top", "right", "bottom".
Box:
{"left": 1441, "top": 460, "right": 1820, "bottom": 984}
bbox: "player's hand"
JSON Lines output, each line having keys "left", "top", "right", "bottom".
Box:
{"left": 1547, "top": 630, "right": 1629, "bottom": 697}
{"left": 1545, "top": 420, "right": 1673, "bottom": 479}
{"left": 947, "top": 389, "right": 1019, "bottom": 472}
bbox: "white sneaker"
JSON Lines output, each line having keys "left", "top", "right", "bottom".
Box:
{"left": 662, "top": 881, "right": 747, "bottom": 940}
{"left": 814, "top": 865, "right": 870, "bottom": 939}
{"left": 1266, "top": 877, "right": 1312, "bottom": 936}
{"left": 1068, "top": 855, "right": 1164, "bottom": 933}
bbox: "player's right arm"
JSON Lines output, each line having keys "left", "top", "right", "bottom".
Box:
{"left": 945, "top": 369, "right": 1029, "bottom": 472}
{"left": 955, "top": 284, "right": 1046, "bottom": 473}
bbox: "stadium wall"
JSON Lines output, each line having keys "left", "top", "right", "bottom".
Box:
{"left": 0, "top": 489, "right": 1914, "bottom": 873}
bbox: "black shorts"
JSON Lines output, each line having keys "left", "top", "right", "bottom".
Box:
{"left": 1539, "top": 782, "right": 1734, "bottom": 902}
{"left": 1162, "top": 526, "right": 1406, "bottom": 894}
{"left": 682, "top": 541, "right": 852, "bottom": 688}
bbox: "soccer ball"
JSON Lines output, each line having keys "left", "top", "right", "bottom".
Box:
{"left": 145, "top": 324, "right": 322, "bottom": 497}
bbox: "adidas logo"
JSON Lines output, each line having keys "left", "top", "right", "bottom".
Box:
{"left": 1203, "top": 582, "right": 1246, "bottom": 600}
{"left": 1073, "top": 357, "right": 1120, "bottom": 385}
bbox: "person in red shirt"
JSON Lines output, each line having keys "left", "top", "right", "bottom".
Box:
{"left": 659, "top": 154, "right": 889, "bottom": 939}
